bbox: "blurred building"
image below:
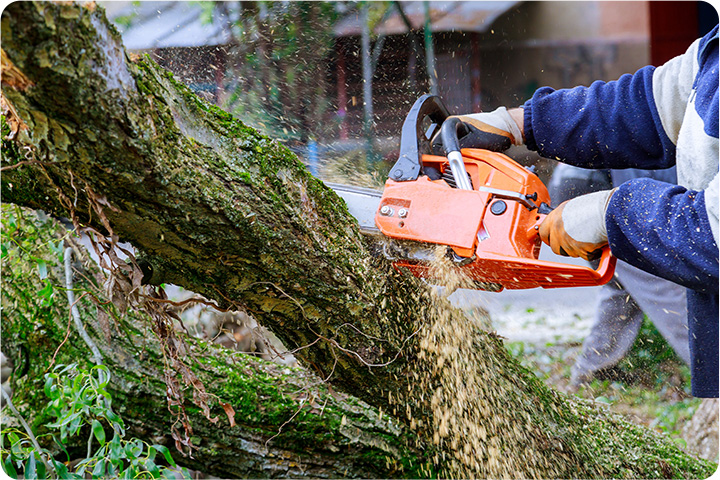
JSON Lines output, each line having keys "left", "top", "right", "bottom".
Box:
{"left": 333, "top": 1, "right": 715, "bottom": 138}
{"left": 104, "top": 1, "right": 716, "bottom": 145}
{"left": 102, "top": 1, "right": 235, "bottom": 104}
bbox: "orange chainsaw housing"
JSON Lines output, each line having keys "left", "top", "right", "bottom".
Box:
{"left": 375, "top": 148, "right": 616, "bottom": 290}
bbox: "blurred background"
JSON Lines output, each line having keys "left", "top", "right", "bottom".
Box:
{"left": 100, "top": 0, "right": 717, "bottom": 180}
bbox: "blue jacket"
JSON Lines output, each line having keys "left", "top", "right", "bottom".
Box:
{"left": 523, "top": 26, "right": 719, "bottom": 397}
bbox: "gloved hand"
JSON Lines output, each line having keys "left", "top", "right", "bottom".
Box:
{"left": 539, "top": 188, "right": 617, "bottom": 261}
{"left": 451, "top": 107, "right": 524, "bottom": 151}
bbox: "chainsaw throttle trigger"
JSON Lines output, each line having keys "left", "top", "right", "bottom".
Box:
{"left": 537, "top": 202, "right": 553, "bottom": 215}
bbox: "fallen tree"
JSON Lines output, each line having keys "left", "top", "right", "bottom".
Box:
{"left": 1, "top": 205, "right": 421, "bottom": 478}
{"left": 1, "top": 2, "right": 715, "bottom": 478}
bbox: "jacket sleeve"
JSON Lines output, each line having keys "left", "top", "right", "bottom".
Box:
{"left": 523, "top": 39, "right": 700, "bottom": 169}
{"left": 606, "top": 176, "right": 719, "bottom": 293}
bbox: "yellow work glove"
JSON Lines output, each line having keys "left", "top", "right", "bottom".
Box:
{"left": 539, "top": 188, "right": 617, "bottom": 261}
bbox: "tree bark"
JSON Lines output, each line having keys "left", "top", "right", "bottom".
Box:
{"left": 0, "top": 2, "right": 715, "bottom": 478}
{"left": 1, "top": 206, "right": 421, "bottom": 478}
{"left": 682, "top": 399, "right": 719, "bottom": 462}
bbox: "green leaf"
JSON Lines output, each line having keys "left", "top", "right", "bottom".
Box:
{"left": 91, "top": 365, "right": 110, "bottom": 389}
{"left": 72, "top": 373, "right": 84, "bottom": 395}
{"left": 91, "top": 458, "right": 105, "bottom": 479}
{"left": 46, "top": 398, "right": 62, "bottom": 417}
{"left": 43, "top": 376, "right": 60, "bottom": 401}
{"left": 176, "top": 467, "right": 192, "bottom": 480}
{"left": 121, "top": 465, "right": 134, "bottom": 480}
{"left": 106, "top": 460, "right": 118, "bottom": 478}
{"left": 92, "top": 420, "right": 105, "bottom": 446}
{"left": 46, "top": 411, "right": 82, "bottom": 429}
{"left": 10, "top": 433, "right": 24, "bottom": 457}
{"left": 3, "top": 455, "right": 17, "bottom": 478}
{"left": 144, "top": 458, "right": 161, "bottom": 479}
{"left": 106, "top": 410, "right": 125, "bottom": 433}
{"left": 152, "top": 445, "right": 176, "bottom": 467}
{"left": 105, "top": 410, "right": 119, "bottom": 423}
{"left": 8, "top": 431, "right": 20, "bottom": 445}
{"left": 37, "top": 260, "right": 48, "bottom": 279}
{"left": 51, "top": 434, "right": 71, "bottom": 462}
{"left": 34, "top": 454, "right": 46, "bottom": 480}
{"left": 55, "top": 364, "right": 76, "bottom": 375}
{"left": 53, "top": 240, "right": 65, "bottom": 260}
{"left": 125, "top": 439, "right": 143, "bottom": 458}
{"left": 108, "top": 435, "right": 122, "bottom": 465}
{"left": 5, "top": 211, "right": 17, "bottom": 232}
{"left": 68, "top": 414, "right": 83, "bottom": 436}
{"left": 24, "top": 453, "right": 36, "bottom": 480}
{"left": 76, "top": 459, "right": 90, "bottom": 476}
{"left": 43, "top": 375, "right": 53, "bottom": 398}
{"left": 51, "top": 460, "right": 76, "bottom": 479}
{"left": 38, "top": 280, "right": 53, "bottom": 301}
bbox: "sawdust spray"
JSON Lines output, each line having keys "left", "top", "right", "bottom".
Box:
{"left": 411, "top": 247, "right": 573, "bottom": 478}
{"left": 317, "top": 166, "right": 583, "bottom": 478}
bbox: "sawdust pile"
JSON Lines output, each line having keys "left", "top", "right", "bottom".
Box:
{"left": 412, "top": 247, "right": 577, "bottom": 478}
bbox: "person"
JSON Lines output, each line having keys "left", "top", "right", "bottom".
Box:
{"left": 454, "top": 25, "right": 718, "bottom": 398}
{"left": 548, "top": 164, "right": 691, "bottom": 387}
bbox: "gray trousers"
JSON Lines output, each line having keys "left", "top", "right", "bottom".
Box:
{"left": 570, "top": 261, "right": 690, "bottom": 385}
{"left": 547, "top": 163, "right": 689, "bottom": 385}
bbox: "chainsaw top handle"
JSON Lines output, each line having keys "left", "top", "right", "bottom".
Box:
{"left": 439, "top": 116, "right": 463, "bottom": 153}
{"left": 390, "top": 94, "right": 449, "bottom": 182}
{"left": 441, "top": 117, "right": 474, "bottom": 190}
{"left": 390, "top": 94, "right": 515, "bottom": 185}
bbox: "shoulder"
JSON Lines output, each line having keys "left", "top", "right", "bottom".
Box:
{"left": 693, "top": 26, "right": 719, "bottom": 138}
{"left": 651, "top": 29, "right": 717, "bottom": 144}
{"left": 697, "top": 25, "right": 719, "bottom": 61}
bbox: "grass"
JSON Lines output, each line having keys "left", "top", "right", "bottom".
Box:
{"left": 505, "top": 318, "right": 701, "bottom": 446}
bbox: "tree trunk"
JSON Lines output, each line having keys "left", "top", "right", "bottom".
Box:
{"left": 682, "top": 399, "right": 719, "bottom": 462}
{"left": 0, "top": 2, "right": 715, "bottom": 478}
{"left": 0, "top": 206, "right": 421, "bottom": 478}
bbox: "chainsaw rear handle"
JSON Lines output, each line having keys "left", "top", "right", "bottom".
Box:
{"left": 582, "top": 244, "right": 615, "bottom": 283}
{"left": 528, "top": 212, "right": 615, "bottom": 278}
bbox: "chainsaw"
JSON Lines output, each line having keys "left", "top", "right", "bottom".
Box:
{"left": 330, "top": 94, "right": 616, "bottom": 291}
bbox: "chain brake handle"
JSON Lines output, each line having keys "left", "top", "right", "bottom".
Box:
{"left": 390, "top": 94, "right": 450, "bottom": 182}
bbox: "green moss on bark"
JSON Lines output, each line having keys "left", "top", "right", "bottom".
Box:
{"left": 0, "top": 207, "right": 425, "bottom": 478}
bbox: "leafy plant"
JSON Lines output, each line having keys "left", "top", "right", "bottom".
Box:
{"left": 1, "top": 364, "right": 188, "bottom": 479}
{"left": 503, "top": 322, "right": 699, "bottom": 445}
